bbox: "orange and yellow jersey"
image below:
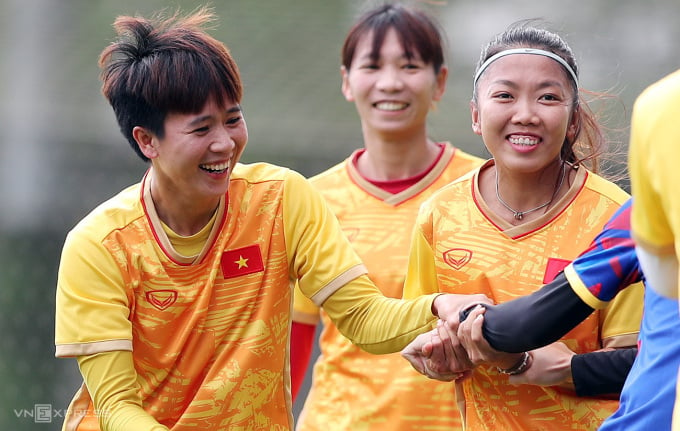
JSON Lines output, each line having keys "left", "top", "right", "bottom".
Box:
{"left": 55, "top": 163, "right": 439, "bottom": 431}
{"left": 293, "top": 143, "right": 483, "bottom": 431}
{"left": 404, "top": 160, "right": 643, "bottom": 431}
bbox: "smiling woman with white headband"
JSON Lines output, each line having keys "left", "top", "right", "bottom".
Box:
{"left": 401, "top": 20, "right": 643, "bottom": 430}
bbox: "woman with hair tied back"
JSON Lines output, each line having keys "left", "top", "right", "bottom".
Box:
{"left": 290, "top": 3, "right": 483, "bottom": 430}
{"left": 401, "top": 21, "right": 644, "bottom": 430}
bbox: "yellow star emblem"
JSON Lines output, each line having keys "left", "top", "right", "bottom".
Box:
{"left": 235, "top": 255, "right": 249, "bottom": 269}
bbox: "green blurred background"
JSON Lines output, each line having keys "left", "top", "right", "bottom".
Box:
{"left": 1, "top": 0, "right": 679, "bottom": 429}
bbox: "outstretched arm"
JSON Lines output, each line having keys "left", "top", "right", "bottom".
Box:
{"left": 460, "top": 272, "right": 594, "bottom": 353}
{"left": 460, "top": 299, "right": 637, "bottom": 396}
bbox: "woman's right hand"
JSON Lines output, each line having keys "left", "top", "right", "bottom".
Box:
{"left": 457, "top": 305, "right": 524, "bottom": 369}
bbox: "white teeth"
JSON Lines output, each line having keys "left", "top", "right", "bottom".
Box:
{"left": 201, "top": 162, "right": 230, "bottom": 172}
{"left": 375, "top": 102, "right": 407, "bottom": 111}
{"left": 509, "top": 136, "right": 539, "bottom": 146}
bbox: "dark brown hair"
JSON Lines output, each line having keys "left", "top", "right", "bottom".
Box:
{"left": 341, "top": 3, "right": 445, "bottom": 74}
{"left": 473, "top": 20, "right": 607, "bottom": 173}
{"left": 99, "top": 6, "right": 242, "bottom": 161}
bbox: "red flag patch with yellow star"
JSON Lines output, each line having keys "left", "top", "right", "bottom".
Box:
{"left": 221, "top": 245, "right": 264, "bottom": 278}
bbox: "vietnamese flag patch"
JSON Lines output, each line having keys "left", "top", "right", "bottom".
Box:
{"left": 221, "top": 245, "right": 265, "bottom": 278}
{"left": 543, "top": 257, "right": 571, "bottom": 283}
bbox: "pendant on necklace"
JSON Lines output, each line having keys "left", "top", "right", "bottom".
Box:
{"left": 514, "top": 212, "right": 524, "bottom": 220}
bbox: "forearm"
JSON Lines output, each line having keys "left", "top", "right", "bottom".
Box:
{"left": 471, "top": 273, "right": 594, "bottom": 353}
{"left": 572, "top": 348, "right": 637, "bottom": 397}
{"left": 78, "top": 351, "right": 169, "bottom": 431}
{"left": 323, "top": 275, "right": 438, "bottom": 354}
{"left": 506, "top": 344, "right": 635, "bottom": 397}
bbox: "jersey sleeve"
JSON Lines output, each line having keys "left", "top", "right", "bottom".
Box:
{"left": 403, "top": 206, "right": 441, "bottom": 298}
{"left": 281, "top": 170, "right": 438, "bottom": 354}
{"left": 598, "top": 281, "right": 644, "bottom": 347}
{"left": 571, "top": 348, "right": 638, "bottom": 397}
{"left": 321, "top": 274, "right": 439, "bottom": 353}
{"left": 563, "top": 200, "right": 642, "bottom": 309}
{"left": 559, "top": 199, "right": 643, "bottom": 347}
{"left": 477, "top": 272, "right": 594, "bottom": 353}
{"left": 292, "top": 283, "right": 320, "bottom": 325}
{"left": 55, "top": 226, "right": 134, "bottom": 357}
{"left": 78, "top": 350, "right": 169, "bottom": 430}
{"left": 282, "top": 170, "right": 369, "bottom": 304}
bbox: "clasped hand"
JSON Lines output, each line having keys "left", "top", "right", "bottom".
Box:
{"left": 402, "top": 299, "right": 577, "bottom": 387}
{"left": 400, "top": 295, "right": 491, "bottom": 381}
{"left": 402, "top": 298, "right": 524, "bottom": 382}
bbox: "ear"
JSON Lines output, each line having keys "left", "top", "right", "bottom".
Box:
{"left": 470, "top": 100, "right": 482, "bottom": 136}
{"left": 133, "top": 126, "right": 159, "bottom": 160}
{"left": 340, "top": 65, "right": 354, "bottom": 102}
{"left": 566, "top": 107, "right": 580, "bottom": 142}
{"left": 432, "top": 66, "right": 448, "bottom": 102}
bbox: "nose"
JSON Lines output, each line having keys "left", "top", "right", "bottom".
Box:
{"left": 511, "top": 98, "right": 540, "bottom": 125}
{"left": 210, "top": 126, "right": 237, "bottom": 152}
{"left": 376, "top": 66, "right": 404, "bottom": 92}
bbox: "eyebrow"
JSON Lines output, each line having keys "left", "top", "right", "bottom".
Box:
{"left": 227, "top": 105, "right": 242, "bottom": 114}
{"left": 356, "top": 49, "right": 415, "bottom": 63}
{"left": 187, "top": 105, "right": 242, "bottom": 127}
{"left": 490, "top": 79, "right": 566, "bottom": 89}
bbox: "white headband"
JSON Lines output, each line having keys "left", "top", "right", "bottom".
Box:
{"left": 473, "top": 48, "right": 578, "bottom": 88}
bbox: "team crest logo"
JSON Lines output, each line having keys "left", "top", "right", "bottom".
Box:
{"left": 146, "top": 290, "right": 178, "bottom": 310}
{"left": 443, "top": 249, "right": 472, "bottom": 270}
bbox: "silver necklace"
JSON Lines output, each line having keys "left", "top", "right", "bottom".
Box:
{"left": 495, "top": 164, "right": 566, "bottom": 221}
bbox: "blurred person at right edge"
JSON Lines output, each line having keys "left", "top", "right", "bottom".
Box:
{"left": 626, "top": 69, "right": 680, "bottom": 430}
{"left": 401, "top": 21, "right": 644, "bottom": 430}
{"left": 290, "top": 3, "right": 483, "bottom": 430}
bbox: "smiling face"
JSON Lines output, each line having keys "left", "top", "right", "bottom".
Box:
{"left": 341, "top": 27, "right": 447, "bottom": 138}
{"left": 470, "top": 53, "right": 578, "bottom": 175}
{"left": 134, "top": 97, "right": 248, "bottom": 209}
